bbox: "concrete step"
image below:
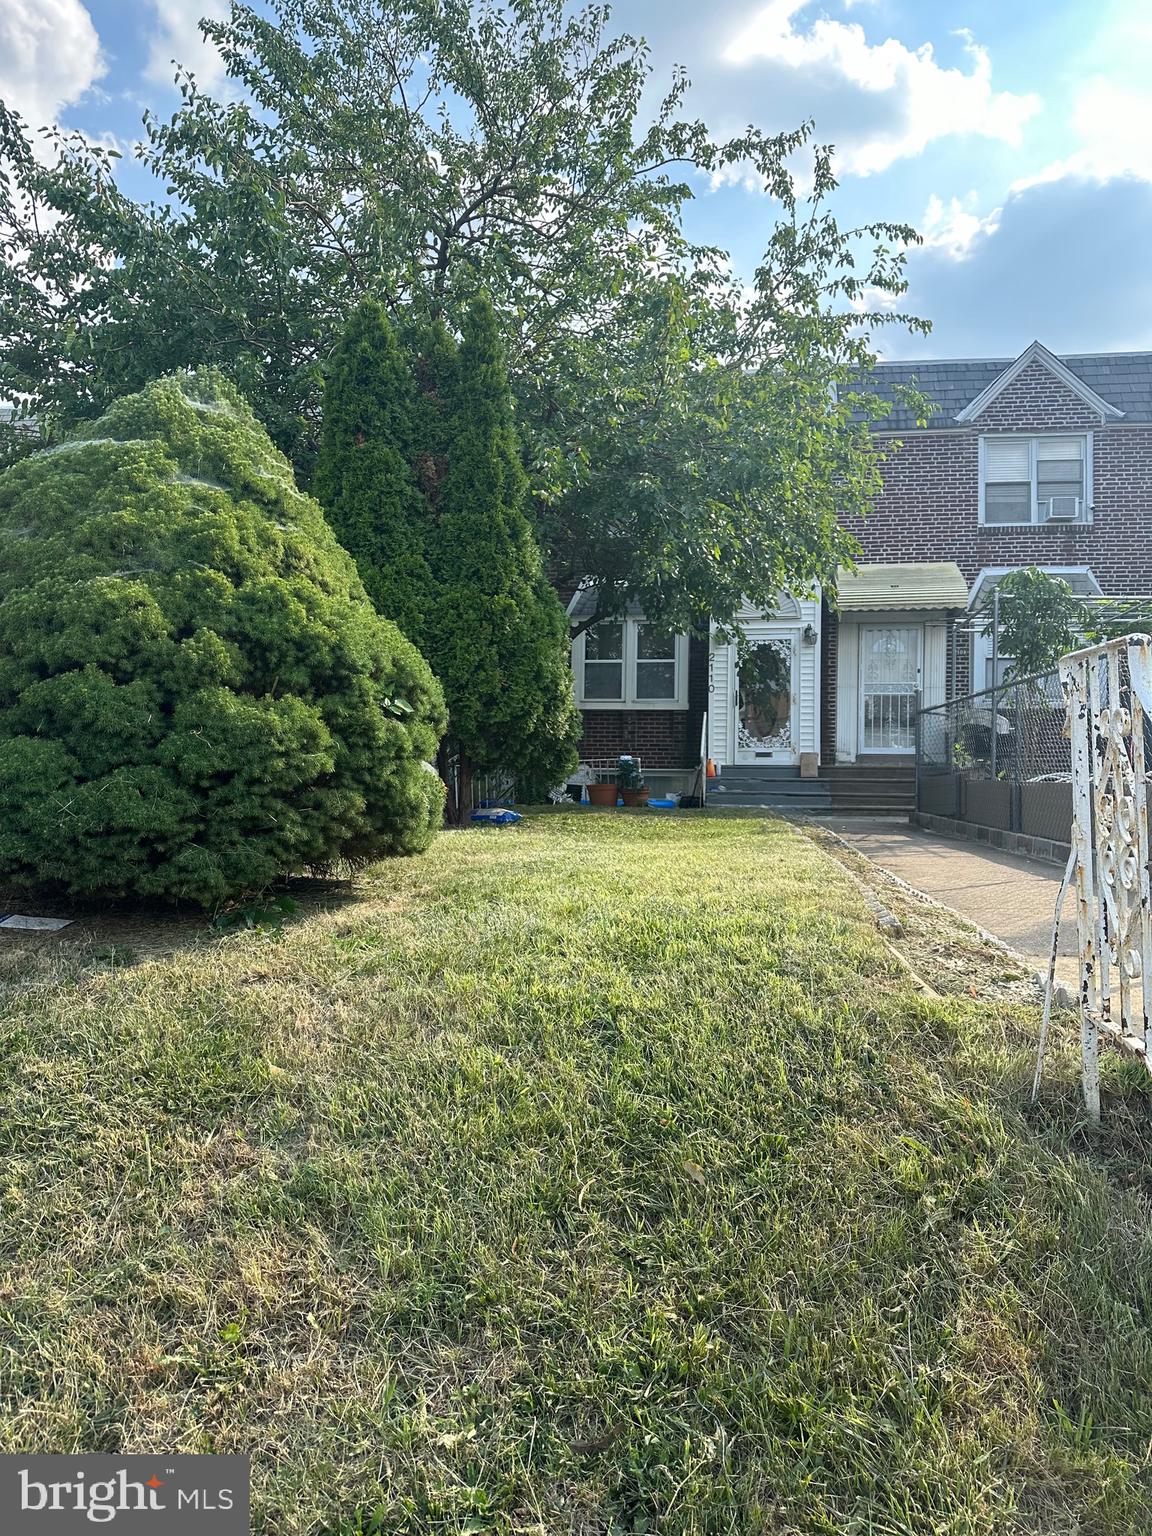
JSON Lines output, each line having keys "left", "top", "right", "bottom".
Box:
{"left": 712, "top": 765, "right": 802, "bottom": 781}
{"left": 821, "top": 768, "right": 916, "bottom": 783}
{"left": 829, "top": 804, "right": 921, "bottom": 817}
{"left": 829, "top": 798, "right": 915, "bottom": 815}
{"left": 712, "top": 800, "right": 834, "bottom": 814}
{"left": 711, "top": 779, "right": 826, "bottom": 798}
{"left": 710, "top": 785, "right": 833, "bottom": 812}
{"left": 828, "top": 783, "right": 917, "bottom": 797}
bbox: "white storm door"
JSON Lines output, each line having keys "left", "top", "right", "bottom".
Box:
{"left": 859, "top": 626, "right": 921, "bottom": 753}
{"left": 733, "top": 629, "right": 800, "bottom": 764}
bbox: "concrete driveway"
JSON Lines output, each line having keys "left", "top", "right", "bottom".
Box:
{"left": 819, "top": 818, "right": 1076, "bottom": 983}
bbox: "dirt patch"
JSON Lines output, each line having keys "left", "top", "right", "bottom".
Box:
{"left": 0, "top": 876, "right": 366, "bottom": 962}
{"left": 803, "top": 822, "right": 1042, "bottom": 1009}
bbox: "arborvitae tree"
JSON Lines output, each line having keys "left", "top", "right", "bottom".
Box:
{"left": 312, "top": 299, "right": 430, "bottom": 641}
{"left": 422, "top": 296, "right": 580, "bottom": 813}
{"left": 0, "top": 370, "right": 446, "bottom": 908}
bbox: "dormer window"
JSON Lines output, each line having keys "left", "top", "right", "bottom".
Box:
{"left": 979, "top": 435, "right": 1091, "bottom": 526}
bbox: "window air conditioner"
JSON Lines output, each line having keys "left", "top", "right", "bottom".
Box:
{"left": 1044, "top": 495, "right": 1081, "bottom": 522}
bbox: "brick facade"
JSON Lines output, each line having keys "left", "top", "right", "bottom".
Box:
{"left": 571, "top": 346, "right": 1152, "bottom": 765}
{"left": 575, "top": 633, "right": 708, "bottom": 770}
{"left": 845, "top": 363, "right": 1152, "bottom": 594}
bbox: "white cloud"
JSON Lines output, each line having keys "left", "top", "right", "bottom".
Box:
{"left": 145, "top": 0, "right": 230, "bottom": 91}
{"left": 0, "top": 0, "right": 105, "bottom": 127}
{"left": 1012, "top": 79, "right": 1152, "bottom": 192}
{"left": 919, "top": 192, "right": 1000, "bottom": 262}
{"left": 720, "top": 1, "right": 1040, "bottom": 176}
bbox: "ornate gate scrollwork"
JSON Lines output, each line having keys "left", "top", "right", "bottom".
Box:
{"left": 1055, "top": 635, "right": 1152, "bottom": 1118}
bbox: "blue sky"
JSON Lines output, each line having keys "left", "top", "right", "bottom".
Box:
{"left": 3, "top": 0, "right": 1152, "bottom": 359}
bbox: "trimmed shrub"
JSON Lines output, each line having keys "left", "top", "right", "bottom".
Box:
{"left": 0, "top": 369, "right": 446, "bottom": 907}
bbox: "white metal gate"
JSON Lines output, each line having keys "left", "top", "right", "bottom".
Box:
{"left": 1045, "top": 635, "right": 1152, "bottom": 1118}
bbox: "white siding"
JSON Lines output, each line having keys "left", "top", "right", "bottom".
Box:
{"left": 796, "top": 596, "right": 821, "bottom": 760}
{"left": 922, "top": 622, "right": 948, "bottom": 711}
{"left": 706, "top": 592, "right": 821, "bottom": 765}
{"left": 835, "top": 622, "right": 860, "bottom": 762}
{"left": 708, "top": 638, "right": 732, "bottom": 764}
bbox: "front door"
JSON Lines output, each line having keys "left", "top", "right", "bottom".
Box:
{"left": 859, "top": 625, "right": 921, "bottom": 753}
{"left": 734, "top": 630, "right": 799, "bottom": 764}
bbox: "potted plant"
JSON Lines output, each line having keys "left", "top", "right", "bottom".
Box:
{"left": 587, "top": 776, "right": 618, "bottom": 806}
{"left": 616, "top": 755, "right": 647, "bottom": 807}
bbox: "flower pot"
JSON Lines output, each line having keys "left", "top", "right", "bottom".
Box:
{"left": 620, "top": 787, "right": 639, "bottom": 807}
{"left": 587, "top": 781, "right": 618, "bottom": 806}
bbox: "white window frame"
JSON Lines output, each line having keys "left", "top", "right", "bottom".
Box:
{"left": 978, "top": 432, "right": 1093, "bottom": 527}
{"left": 572, "top": 620, "right": 690, "bottom": 710}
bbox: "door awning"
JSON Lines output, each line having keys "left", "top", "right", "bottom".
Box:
{"left": 836, "top": 562, "right": 968, "bottom": 612}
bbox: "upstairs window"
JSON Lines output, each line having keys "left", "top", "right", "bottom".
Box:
{"left": 574, "top": 619, "right": 688, "bottom": 709}
{"left": 980, "top": 435, "right": 1090, "bottom": 526}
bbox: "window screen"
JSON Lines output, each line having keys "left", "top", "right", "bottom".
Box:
{"left": 1037, "top": 437, "right": 1084, "bottom": 512}
{"left": 983, "top": 438, "right": 1031, "bottom": 524}
{"left": 982, "top": 436, "right": 1087, "bottom": 524}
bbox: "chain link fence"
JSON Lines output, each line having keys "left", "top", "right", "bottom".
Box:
{"left": 917, "top": 668, "right": 1073, "bottom": 844}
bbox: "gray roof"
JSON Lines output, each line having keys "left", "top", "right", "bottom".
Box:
{"left": 567, "top": 588, "right": 647, "bottom": 624}
{"left": 856, "top": 350, "right": 1152, "bottom": 431}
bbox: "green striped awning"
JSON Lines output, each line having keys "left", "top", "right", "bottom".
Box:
{"left": 835, "top": 562, "right": 968, "bottom": 612}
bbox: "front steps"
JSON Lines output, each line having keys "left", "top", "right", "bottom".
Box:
{"left": 707, "top": 766, "right": 832, "bottom": 814}
{"left": 821, "top": 762, "right": 916, "bottom": 816}
{"left": 708, "top": 762, "right": 915, "bottom": 816}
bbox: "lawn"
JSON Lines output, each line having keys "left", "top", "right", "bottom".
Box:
{"left": 2, "top": 811, "right": 1151, "bottom": 1535}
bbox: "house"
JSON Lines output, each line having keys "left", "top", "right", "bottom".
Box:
{"left": 568, "top": 341, "right": 1152, "bottom": 809}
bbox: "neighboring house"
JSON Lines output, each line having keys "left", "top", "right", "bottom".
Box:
{"left": 567, "top": 340, "right": 1152, "bottom": 809}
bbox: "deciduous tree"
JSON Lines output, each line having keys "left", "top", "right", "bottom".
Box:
{"left": 0, "top": 0, "right": 926, "bottom": 635}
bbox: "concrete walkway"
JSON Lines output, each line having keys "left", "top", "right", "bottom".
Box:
{"left": 820, "top": 817, "right": 1076, "bottom": 985}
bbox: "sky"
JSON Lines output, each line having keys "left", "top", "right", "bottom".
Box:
{"left": 2, "top": 0, "right": 1151, "bottom": 360}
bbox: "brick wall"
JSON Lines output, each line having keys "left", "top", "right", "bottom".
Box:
{"left": 844, "top": 364, "right": 1152, "bottom": 594}
{"left": 575, "top": 633, "right": 708, "bottom": 769}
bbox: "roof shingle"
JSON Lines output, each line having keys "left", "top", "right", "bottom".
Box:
{"left": 854, "top": 350, "right": 1152, "bottom": 431}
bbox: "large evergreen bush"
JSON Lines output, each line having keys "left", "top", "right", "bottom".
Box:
{"left": 0, "top": 370, "right": 446, "bottom": 907}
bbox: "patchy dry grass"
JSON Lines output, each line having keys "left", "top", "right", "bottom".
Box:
{"left": 1, "top": 811, "right": 1151, "bottom": 1535}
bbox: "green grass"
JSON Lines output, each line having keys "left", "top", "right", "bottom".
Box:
{"left": 2, "top": 811, "right": 1152, "bottom": 1534}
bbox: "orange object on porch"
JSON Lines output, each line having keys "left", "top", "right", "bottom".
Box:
{"left": 706, "top": 758, "right": 717, "bottom": 778}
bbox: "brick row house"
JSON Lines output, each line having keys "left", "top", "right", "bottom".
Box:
{"left": 567, "top": 341, "right": 1152, "bottom": 809}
